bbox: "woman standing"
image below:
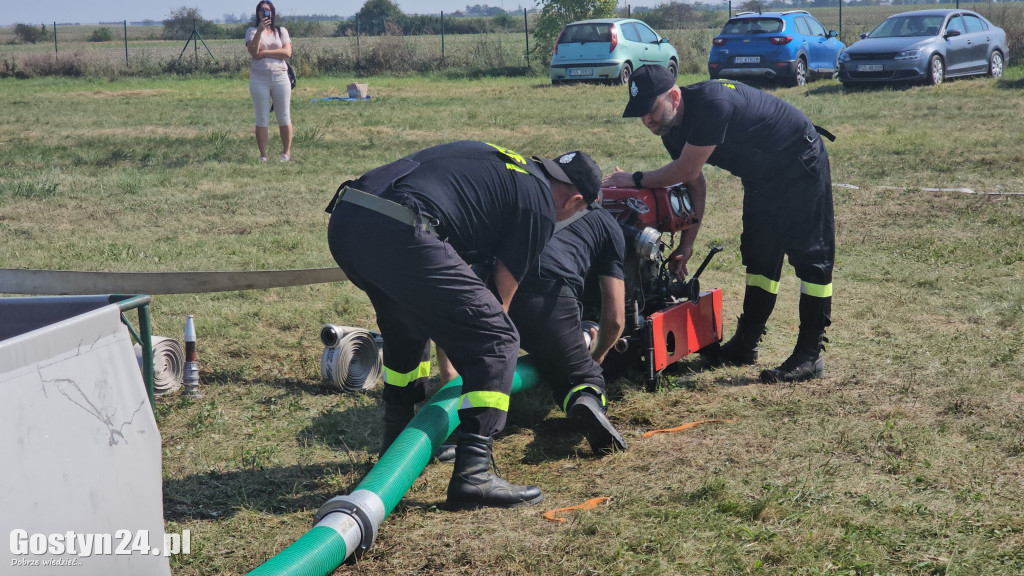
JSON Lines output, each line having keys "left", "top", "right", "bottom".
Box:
{"left": 245, "top": 1, "right": 292, "bottom": 162}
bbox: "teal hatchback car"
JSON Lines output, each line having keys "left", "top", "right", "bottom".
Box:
{"left": 549, "top": 18, "right": 679, "bottom": 85}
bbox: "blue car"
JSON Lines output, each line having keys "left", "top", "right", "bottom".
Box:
{"left": 708, "top": 10, "right": 845, "bottom": 86}
{"left": 838, "top": 9, "right": 1008, "bottom": 87}
{"left": 549, "top": 18, "right": 679, "bottom": 85}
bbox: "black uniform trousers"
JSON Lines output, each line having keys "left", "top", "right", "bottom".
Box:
{"left": 740, "top": 133, "right": 835, "bottom": 289}
{"left": 508, "top": 280, "right": 606, "bottom": 412}
{"left": 327, "top": 202, "right": 520, "bottom": 438}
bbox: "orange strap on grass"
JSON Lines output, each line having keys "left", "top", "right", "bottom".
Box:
{"left": 543, "top": 497, "right": 611, "bottom": 523}
{"left": 642, "top": 418, "right": 734, "bottom": 438}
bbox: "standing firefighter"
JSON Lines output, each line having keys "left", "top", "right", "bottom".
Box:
{"left": 326, "top": 141, "right": 601, "bottom": 508}
{"left": 603, "top": 66, "right": 835, "bottom": 383}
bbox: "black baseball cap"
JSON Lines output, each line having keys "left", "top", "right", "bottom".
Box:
{"left": 622, "top": 65, "right": 677, "bottom": 118}
{"left": 533, "top": 151, "right": 602, "bottom": 204}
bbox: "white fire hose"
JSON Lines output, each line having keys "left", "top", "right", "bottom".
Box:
{"left": 134, "top": 336, "right": 184, "bottom": 396}
{"left": 320, "top": 325, "right": 383, "bottom": 394}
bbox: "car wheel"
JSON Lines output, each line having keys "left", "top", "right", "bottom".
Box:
{"left": 926, "top": 54, "right": 944, "bottom": 86}
{"left": 617, "top": 62, "right": 633, "bottom": 85}
{"left": 667, "top": 60, "right": 678, "bottom": 79}
{"left": 790, "top": 57, "right": 808, "bottom": 87}
{"left": 988, "top": 50, "right": 1004, "bottom": 78}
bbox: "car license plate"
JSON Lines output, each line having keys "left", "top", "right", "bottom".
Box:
{"left": 734, "top": 56, "right": 760, "bottom": 64}
{"left": 857, "top": 64, "right": 884, "bottom": 72}
{"left": 568, "top": 68, "right": 594, "bottom": 77}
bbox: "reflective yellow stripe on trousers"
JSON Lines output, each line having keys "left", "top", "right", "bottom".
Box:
{"left": 459, "top": 390, "right": 510, "bottom": 412}
{"left": 801, "top": 281, "right": 833, "bottom": 298}
{"left": 746, "top": 273, "right": 781, "bottom": 295}
{"left": 383, "top": 361, "right": 431, "bottom": 387}
{"left": 562, "top": 384, "right": 607, "bottom": 413}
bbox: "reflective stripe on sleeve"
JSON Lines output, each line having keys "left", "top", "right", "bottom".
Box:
{"left": 383, "top": 361, "right": 431, "bottom": 388}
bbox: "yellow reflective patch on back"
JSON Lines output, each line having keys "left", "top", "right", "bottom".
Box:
{"left": 506, "top": 162, "right": 528, "bottom": 174}
{"left": 485, "top": 142, "right": 528, "bottom": 168}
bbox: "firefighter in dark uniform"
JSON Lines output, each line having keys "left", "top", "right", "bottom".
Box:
{"left": 603, "top": 65, "right": 835, "bottom": 383}
{"left": 508, "top": 205, "right": 628, "bottom": 455}
{"left": 326, "top": 141, "right": 601, "bottom": 509}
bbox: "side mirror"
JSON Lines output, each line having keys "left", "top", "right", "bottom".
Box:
{"left": 944, "top": 29, "right": 961, "bottom": 38}
{"left": 659, "top": 37, "right": 670, "bottom": 44}
{"left": 828, "top": 30, "right": 838, "bottom": 39}
{"left": 860, "top": 32, "right": 868, "bottom": 39}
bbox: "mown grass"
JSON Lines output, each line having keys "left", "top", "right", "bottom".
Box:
{"left": 2, "top": 69, "right": 1024, "bottom": 575}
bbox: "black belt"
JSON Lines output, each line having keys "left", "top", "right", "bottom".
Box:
{"left": 338, "top": 187, "right": 437, "bottom": 234}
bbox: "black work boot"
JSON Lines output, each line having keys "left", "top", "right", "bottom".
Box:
{"left": 567, "top": 392, "right": 627, "bottom": 455}
{"left": 760, "top": 294, "right": 830, "bottom": 384}
{"left": 758, "top": 332, "right": 826, "bottom": 383}
{"left": 446, "top": 432, "right": 543, "bottom": 510}
{"left": 706, "top": 315, "right": 765, "bottom": 367}
{"left": 379, "top": 403, "right": 414, "bottom": 456}
{"left": 720, "top": 315, "right": 766, "bottom": 365}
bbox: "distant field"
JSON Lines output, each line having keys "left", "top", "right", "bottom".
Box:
{"left": 2, "top": 70, "right": 1023, "bottom": 575}
{"left": 2, "top": 3, "right": 1020, "bottom": 78}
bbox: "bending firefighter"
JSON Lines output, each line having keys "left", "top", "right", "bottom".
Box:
{"left": 326, "top": 141, "right": 600, "bottom": 508}
{"left": 603, "top": 65, "right": 835, "bottom": 383}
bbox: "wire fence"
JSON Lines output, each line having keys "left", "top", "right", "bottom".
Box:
{"left": 1, "top": 2, "right": 1021, "bottom": 79}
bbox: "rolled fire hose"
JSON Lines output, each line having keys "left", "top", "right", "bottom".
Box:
{"left": 134, "top": 336, "right": 184, "bottom": 396}
{"left": 319, "top": 325, "right": 383, "bottom": 394}
{"left": 246, "top": 355, "right": 543, "bottom": 576}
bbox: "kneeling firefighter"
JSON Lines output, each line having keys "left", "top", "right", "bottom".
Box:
{"left": 326, "top": 141, "right": 601, "bottom": 509}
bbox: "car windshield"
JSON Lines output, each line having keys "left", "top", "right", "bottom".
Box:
{"left": 721, "top": 18, "right": 784, "bottom": 34}
{"left": 869, "top": 15, "right": 945, "bottom": 38}
{"left": 559, "top": 23, "right": 612, "bottom": 44}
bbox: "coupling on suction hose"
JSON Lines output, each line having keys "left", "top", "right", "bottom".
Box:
{"left": 313, "top": 490, "right": 386, "bottom": 559}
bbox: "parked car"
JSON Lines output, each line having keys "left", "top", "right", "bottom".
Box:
{"left": 549, "top": 18, "right": 678, "bottom": 85}
{"left": 708, "top": 10, "right": 845, "bottom": 86}
{"left": 838, "top": 9, "right": 1007, "bottom": 87}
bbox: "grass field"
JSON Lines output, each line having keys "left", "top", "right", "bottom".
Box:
{"left": 2, "top": 69, "right": 1024, "bottom": 575}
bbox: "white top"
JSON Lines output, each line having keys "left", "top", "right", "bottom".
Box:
{"left": 245, "top": 26, "right": 291, "bottom": 73}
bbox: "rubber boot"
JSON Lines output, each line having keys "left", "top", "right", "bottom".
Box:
{"left": 567, "top": 392, "right": 627, "bottom": 455}
{"left": 760, "top": 294, "right": 831, "bottom": 383}
{"left": 446, "top": 432, "right": 543, "bottom": 510}
{"left": 379, "top": 403, "right": 414, "bottom": 456}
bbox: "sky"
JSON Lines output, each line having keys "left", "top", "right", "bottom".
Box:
{"left": 4, "top": 1, "right": 665, "bottom": 26}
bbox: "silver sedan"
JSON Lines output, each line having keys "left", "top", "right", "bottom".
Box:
{"left": 838, "top": 9, "right": 1007, "bottom": 86}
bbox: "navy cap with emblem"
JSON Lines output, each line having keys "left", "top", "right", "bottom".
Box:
{"left": 622, "top": 65, "right": 677, "bottom": 118}
{"left": 533, "top": 151, "right": 602, "bottom": 204}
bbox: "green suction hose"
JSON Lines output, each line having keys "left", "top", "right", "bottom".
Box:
{"left": 246, "top": 356, "right": 542, "bottom": 576}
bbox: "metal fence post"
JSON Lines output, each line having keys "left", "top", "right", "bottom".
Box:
{"left": 53, "top": 21, "right": 58, "bottom": 61}
{"left": 441, "top": 11, "right": 445, "bottom": 67}
{"left": 524, "top": 8, "right": 529, "bottom": 68}
{"left": 124, "top": 20, "right": 129, "bottom": 67}
{"left": 356, "top": 17, "right": 360, "bottom": 68}
{"left": 839, "top": 0, "right": 843, "bottom": 43}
